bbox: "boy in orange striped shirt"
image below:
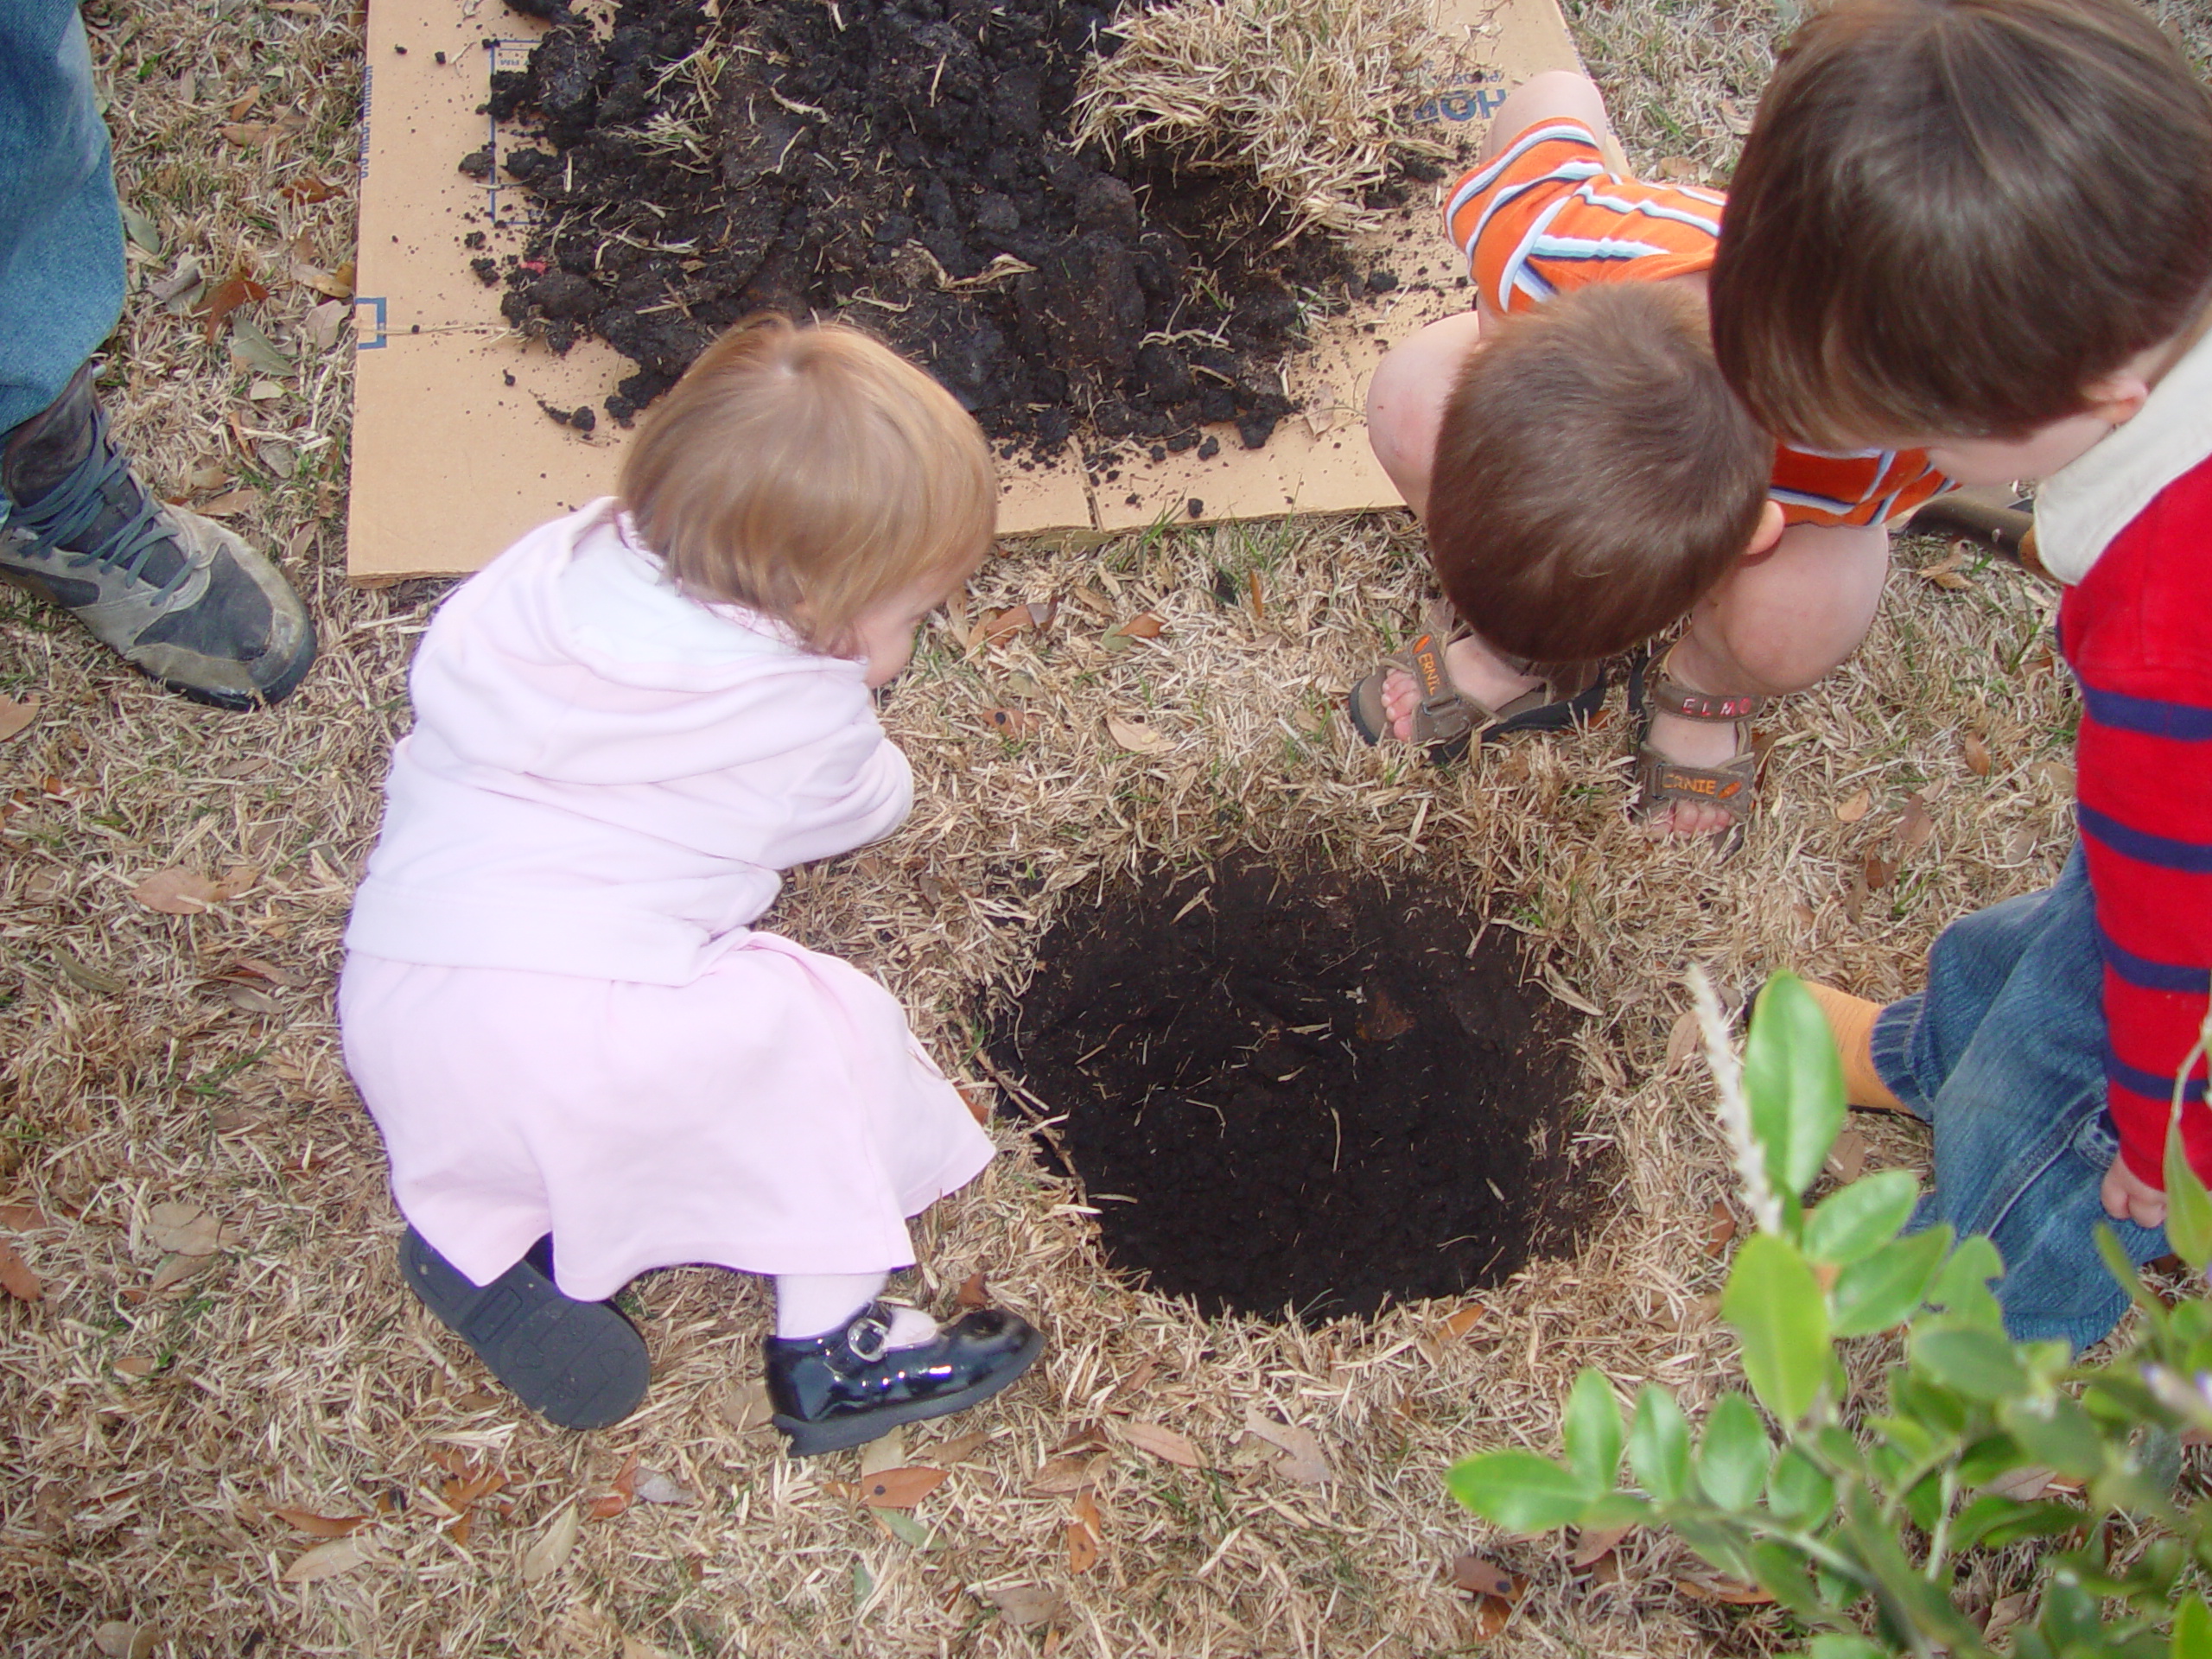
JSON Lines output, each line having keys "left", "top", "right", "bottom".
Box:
{"left": 1354, "top": 70, "right": 1949, "bottom": 834}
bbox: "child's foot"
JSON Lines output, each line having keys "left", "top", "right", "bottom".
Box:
{"left": 399, "top": 1227, "right": 650, "bottom": 1430}
{"left": 1632, "top": 646, "right": 1763, "bottom": 837}
{"left": 763, "top": 1300, "right": 1044, "bottom": 1457}
{"left": 1346, "top": 622, "right": 1605, "bottom": 761}
{"left": 1802, "top": 982, "right": 1911, "bottom": 1113}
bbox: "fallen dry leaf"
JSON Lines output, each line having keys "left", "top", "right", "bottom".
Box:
{"left": 271, "top": 1507, "right": 372, "bottom": 1538}
{"left": 0, "top": 696, "right": 39, "bottom": 742}
{"left": 148, "top": 1252, "right": 213, "bottom": 1294}
{"left": 956, "top": 1270, "right": 990, "bottom": 1309}
{"left": 1705, "top": 1200, "right": 1738, "bottom": 1257}
{"left": 1898, "top": 792, "right": 1936, "bottom": 854}
{"left": 1065, "top": 1513, "right": 1099, "bottom": 1574}
{"left": 93, "top": 1622, "right": 161, "bottom": 1659}
{"left": 114, "top": 1355, "right": 158, "bottom": 1376}
{"left": 289, "top": 260, "right": 354, "bottom": 300}
{"left": 519, "top": 1505, "right": 580, "bottom": 1583}
{"left": 0, "top": 1239, "right": 42, "bottom": 1302}
{"left": 1452, "top": 1553, "right": 1515, "bottom": 1598}
{"left": 1962, "top": 733, "right": 1993, "bottom": 777}
{"left": 279, "top": 175, "right": 344, "bottom": 203}
{"left": 1864, "top": 852, "right": 1897, "bottom": 892}
{"left": 1656, "top": 155, "right": 1700, "bottom": 181}
{"left": 1570, "top": 1522, "right": 1634, "bottom": 1567}
{"left": 957, "top": 1083, "right": 992, "bottom": 1125}
{"left": 1981, "top": 1465, "right": 2055, "bottom": 1502}
{"left": 1675, "top": 1576, "right": 1775, "bottom": 1605}
{"left": 587, "top": 1452, "right": 639, "bottom": 1521}
{"left": 2035, "top": 759, "right": 2076, "bottom": 795}
{"left": 198, "top": 274, "right": 270, "bottom": 342}
{"left": 981, "top": 707, "right": 1042, "bottom": 739}
{"left": 1119, "top": 1420, "right": 1203, "bottom": 1468}
{"left": 149, "top": 1200, "right": 222, "bottom": 1255}
{"left": 1827, "top": 1127, "right": 1868, "bottom": 1184}
{"left": 195, "top": 486, "right": 265, "bottom": 518}
{"left": 303, "top": 297, "right": 351, "bottom": 352}
{"left": 721, "top": 1379, "right": 773, "bottom": 1432}
{"left": 1441, "top": 1302, "right": 1486, "bottom": 1338}
{"left": 1243, "top": 1407, "right": 1332, "bottom": 1485}
{"left": 1104, "top": 713, "right": 1167, "bottom": 753}
{"left": 1916, "top": 543, "right": 1974, "bottom": 590}
{"left": 132, "top": 868, "right": 220, "bottom": 914}
{"left": 282, "top": 1535, "right": 371, "bottom": 1584}
{"left": 981, "top": 600, "right": 1056, "bottom": 643}
{"left": 1834, "top": 787, "right": 1872, "bottom": 823}
{"left": 860, "top": 1430, "right": 906, "bottom": 1479}
{"left": 0, "top": 1202, "right": 51, "bottom": 1230}
{"left": 1664, "top": 1006, "right": 1701, "bottom": 1069}
{"left": 1468, "top": 1593, "right": 1516, "bottom": 1640}
{"left": 930, "top": 1431, "right": 989, "bottom": 1465}
{"left": 857, "top": 1467, "right": 949, "bottom": 1509}
{"left": 986, "top": 1584, "right": 1065, "bottom": 1629}
{"left": 1028, "top": 1452, "right": 1110, "bottom": 1494}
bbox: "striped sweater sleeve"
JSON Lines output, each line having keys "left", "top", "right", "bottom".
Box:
{"left": 2060, "top": 467, "right": 2212, "bottom": 1189}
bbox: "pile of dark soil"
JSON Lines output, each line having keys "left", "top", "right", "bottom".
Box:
{"left": 986, "top": 857, "right": 1595, "bottom": 1322}
{"left": 473, "top": 0, "right": 1412, "bottom": 457}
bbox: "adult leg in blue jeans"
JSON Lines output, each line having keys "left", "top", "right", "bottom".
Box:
{"left": 1866, "top": 843, "right": 2168, "bottom": 1351}
{"left": 0, "top": 2, "right": 315, "bottom": 708}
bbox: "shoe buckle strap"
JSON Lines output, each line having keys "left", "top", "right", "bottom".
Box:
{"left": 1408, "top": 633, "right": 1454, "bottom": 715}
{"left": 844, "top": 1309, "right": 891, "bottom": 1363}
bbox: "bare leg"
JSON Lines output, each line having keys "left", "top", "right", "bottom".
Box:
{"left": 1646, "top": 521, "right": 1891, "bottom": 836}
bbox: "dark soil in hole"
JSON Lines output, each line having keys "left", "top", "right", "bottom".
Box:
{"left": 477, "top": 0, "right": 1422, "bottom": 456}
{"left": 986, "top": 856, "right": 1596, "bottom": 1321}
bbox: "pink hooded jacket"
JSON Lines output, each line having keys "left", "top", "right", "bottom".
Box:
{"left": 344, "top": 499, "right": 911, "bottom": 985}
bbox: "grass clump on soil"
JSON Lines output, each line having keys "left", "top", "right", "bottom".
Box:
{"left": 1072, "top": 0, "right": 1453, "bottom": 238}
{"left": 479, "top": 0, "right": 1373, "bottom": 456}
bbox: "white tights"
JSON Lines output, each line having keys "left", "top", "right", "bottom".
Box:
{"left": 773, "top": 1271, "right": 938, "bottom": 1348}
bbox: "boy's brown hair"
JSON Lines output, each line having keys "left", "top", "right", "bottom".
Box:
{"left": 618, "top": 315, "right": 995, "bottom": 653}
{"left": 1428, "top": 283, "right": 1770, "bottom": 664}
{"left": 1712, "top": 0, "right": 2212, "bottom": 449}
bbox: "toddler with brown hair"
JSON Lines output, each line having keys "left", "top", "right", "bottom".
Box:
{"left": 339, "top": 316, "right": 1044, "bottom": 1449}
{"left": 1354, "top": 69, "right": 1951, "bottom": 834}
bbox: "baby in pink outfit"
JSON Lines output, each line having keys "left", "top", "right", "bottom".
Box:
{"left": 340, "top": 317, "right": 1042, "bottom": 1453}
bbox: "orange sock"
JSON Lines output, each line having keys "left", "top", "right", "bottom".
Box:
{"left": 1802, "top": 982, "right": 1908, "bottom": 1113}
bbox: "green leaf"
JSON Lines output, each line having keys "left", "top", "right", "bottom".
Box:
{"left": 1563, "top": 1370, "right": 1624, "bottom": 1496}
{"left": 2097, "top": 1222, "right": 2177, "bottom": 1329}
{"left": 1830, "top": 1226, "right": 1950, "bottom": 1338}
{"left": 120, "top": 200, "right": 161, "bottom": 255}
{"left": 1744, "top": 1539, "right": 1824, "bottom": 1618}
{"left": 1808, "top": 1637, "right": 1887, "bottom": 1659}
{"left": 1627, "top": 1386, "right": 1691, "bottom": 1503}
{"left": 1999, "top": 1395, "right": 2107, "bottom": 1479}
{"left": 1444, "top": 1451, "right": 1594, "bottom": 1534}
{"left": 1721, "top": 1232, "right": 1832, "bottom": 1422}
{"left": 873, "top": 1509, "right": 932, "bottom": 1549}
{"left": 1949, "top": 1493, "right": 2088, "bottom": 1551}
{"left": 1926, "top": 1235, "right": 2005, "bottom": 1314}
{"left": 1694, "top": 1393, "right": 1770, "bottom": 1511}
{"left": 1764, "top": 1444, "right": 1834, "bottom": 1525}
{"left": 1743, "top": 973, "right": 1848, "bottom": 1200}
{"left": 2166, "top": 1110, "right": 2212, "bottom": 1273}
{"left": 2172, "top": 1593, "right": 2212, "bottom": 1659}
{"left": 1804, "top": 1169, "right": 1921, "bottom": 1266}
{"left": 1911, "top": 1322, "right": 2029, "bottom": 1403}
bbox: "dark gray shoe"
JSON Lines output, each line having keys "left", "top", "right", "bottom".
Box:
{"left": 0, "top": 364, "right": 315, "bottom": 709}
{"left": 399, "top": 1227, "right": 650, "bottom": 1431}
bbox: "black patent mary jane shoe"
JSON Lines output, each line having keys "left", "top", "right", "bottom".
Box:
{"left": 763, "top": 1301, "right": 1045, "bottom": 1457}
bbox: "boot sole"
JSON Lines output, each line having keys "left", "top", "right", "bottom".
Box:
{"left": 772, "top": 1323, "right": 1046, "bottom": 1457}
{"left": 399, "top": 1228, "right": 649, "bottom": 1431}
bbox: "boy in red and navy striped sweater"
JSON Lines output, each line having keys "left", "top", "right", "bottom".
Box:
{"left": 1712, "top": 0, "right": 2212, "bottom": 1346}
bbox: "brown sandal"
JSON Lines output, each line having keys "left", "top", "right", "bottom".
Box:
{"left": 1348, "top": 609, "right": 1605, "bottom": 763}
{"left": 1631, "top": 644, "right": 1763, "bottom": 827}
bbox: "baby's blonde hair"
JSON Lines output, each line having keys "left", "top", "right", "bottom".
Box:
{"left": 618, "top": 315, "right": 996, "bottom": 653}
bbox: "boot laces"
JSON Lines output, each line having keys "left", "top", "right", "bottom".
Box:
{"left": 10, "top": 406, "right": 192, "bottom": 604}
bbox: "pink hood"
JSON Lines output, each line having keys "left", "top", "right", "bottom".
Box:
{"left": 344, "top": 500, "right": 911, "bottom": 984}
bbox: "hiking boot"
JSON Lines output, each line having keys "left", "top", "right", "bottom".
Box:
{"left": 399, "top": 1227, "right": 650, "bottom": 1431}
{"left": 0, "top": 364, "right": 315, "bottom": 709}
{"left": 764, "top": 1300, "right": 1044, "bottom": 1457}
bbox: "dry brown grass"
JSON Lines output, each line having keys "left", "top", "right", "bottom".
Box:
{"left": 2, "top": 2, "right": 2206, "bottom": 1656}
{"left": 1071, "top": 0, "right": 1452, "bottom": 238}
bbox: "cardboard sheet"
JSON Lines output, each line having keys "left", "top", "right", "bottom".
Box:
{"left": 349, "top": 0, "right": 1581, "bottom": 579}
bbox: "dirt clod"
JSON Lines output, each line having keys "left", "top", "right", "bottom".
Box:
{"left": 988, "top": 857, "right": 1592, "bottom": 1320}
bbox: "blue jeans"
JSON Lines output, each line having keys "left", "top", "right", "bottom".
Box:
{"left": 1872, "top": 842, "right": 2168, "bottom": 1351}
{"left": 0, "top": 1, "right": 124, "bottom": 438}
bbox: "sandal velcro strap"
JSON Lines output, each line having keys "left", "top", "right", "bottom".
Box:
{"left": 1646, "top": 648, "right": 1764, "bottom": 724}
{"left": 1405, "top": 632, "right": 1467, "bottom": 725}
